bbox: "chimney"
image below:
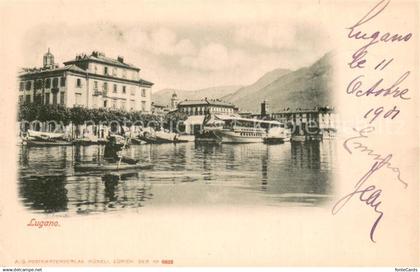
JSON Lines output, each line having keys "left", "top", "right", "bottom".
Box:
{"left": 117, "top": 56, "right": 124, "bottom": 63}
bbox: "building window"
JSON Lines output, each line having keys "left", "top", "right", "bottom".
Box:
{"left": 130, "top": 86, "right": 135, "bottom": 96}
{"left": 113, "top": 84, "right": 117, "bottom": 93}
{"left": 25, "top": 81, "right": 32, "bottom": 91}
{"left": 52, "top": 93, "right": 58, "bottom": 105}
{"left": 112, "top": 99, "right": 116, "bottom": 109}
{"left": 52, "top": 78, "right": 58, "bottom": 88}
{"left": 60, "top": 77, "right": 66, "bottom": 87}
{"left": 93, "top": 81, "right": 98, "bottom": 90}
{"left": 45, "top": 93, "right": 50, "bottom": 104}
{"left": 94, "top": 66, "right": 98, "bottom": 74}
{"left": 60, "top": 92, "right": 65, "bottom": 105}
{"left": 76, "top": 78, "right": 82, "bottom": 88}
{"left": 104, "top": 66, "right": 109, "bottom": 75}
{"left": 34, "top": 80, "right": 42, "bottom": 90}
{"left": 130, "top": 99, "right": 135, "bottom": 111}
{"left": 121, "top": 101, "right": 126, "bottom": 110}
{"left": 104, "top": 100, "right": 107, "bottom": 108}
{"left": 34, "top": 94, "right": 42, "bottom": 104}
{"left": 19, "top": 82, "right": 24, "bottom": 91}
{"left": 103, "top": 82, "right": 108, "bottom": 91}
{"left": 141, "top": 101, "right": 146, "bottom": 111}
{"left": 141, "top": 88, "right": 146, "bottom": 97}
{"left": 122, "top": 86, "right": 126, "bottom": 94}
{"left": 45, "top": 78, "right": 51, "bottom": 88}
{"left": 25, "top": 95, "right": 31, "bottom": 103}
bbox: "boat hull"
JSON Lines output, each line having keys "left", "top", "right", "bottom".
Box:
{"left": 213, "top": 130, "right": 264, "bottom": 143}
{"left": 25, "top": 140, "right": 73, "bottom": 147}
{"left": 74, "top": 163, "right": 153, "bottom": 172}
{"left": 263, "top": 137, "right": 285, "bottom": 144}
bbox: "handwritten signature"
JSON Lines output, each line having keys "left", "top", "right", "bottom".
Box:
{"left": 332, "top": 154, "right": 389, "bottom": 243}
{"left": 333, "top": 127, "right": 407, "bottom": 242}
{"left": 343, "top": 126, "right": 407, "bottom": 188}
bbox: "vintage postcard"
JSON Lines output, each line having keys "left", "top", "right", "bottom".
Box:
{"left": 0, "top": 0, "right": 418, "bottom": 268}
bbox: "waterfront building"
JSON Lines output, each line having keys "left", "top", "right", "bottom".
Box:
{"left": 176, "top": 98, "right": 237, "bottom": 134}
{"left": 18, "top": 49, "right": 154, "bottom": 113}
{"left": 177, "top": 98, "right": 237, "bottom": 116}
{"left": 151, "top": 102, "right": 171, "bottom": 115}
{"left": 271, "top": 107, "right": 336, "bottom": 140}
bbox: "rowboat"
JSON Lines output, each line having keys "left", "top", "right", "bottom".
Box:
{"left": 73, "top": 135, "right": 108, "bottom": 145}
{"left": 24, "top": 129, "right": 72, "bottom": 146}
{"left": 129, "top": 137, "right": 147, "bottom": 145}
{"left": 263, "top": 137, "right": 285, "bottom": 144}
{"left": 27, "top": 129, "right": 66, "bottom": 139}
{"left": 74, "top": 163, "right": 153, "bottom": 172}
{"left": 25, "top": 139, "right": 73, "bottom": 147}
{"left": 139, "top": 131, "right": 187, "bottom": 144}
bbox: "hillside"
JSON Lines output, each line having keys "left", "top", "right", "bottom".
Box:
{"left": 224, "top": 52, "right": 334, "bottom": 112}
{"left": 221, "top": 68, "right": 291, "bottom": 103}
{"left": 152, "top": 85, "right": 242, "bottom": 106}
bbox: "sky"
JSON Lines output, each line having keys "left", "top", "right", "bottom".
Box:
{"left": 20, "top": 3, "right": 330, "bottom": 92}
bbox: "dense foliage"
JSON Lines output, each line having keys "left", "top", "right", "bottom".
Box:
{"left": 162, "top": 110, "right": 188, "bottom": 131}
{"left": 18, "top": 103, "right": 162, "bottom": 127}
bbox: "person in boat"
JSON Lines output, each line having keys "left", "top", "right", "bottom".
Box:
{"left": 103, "top": 135, "right": 138, "bottom": 164}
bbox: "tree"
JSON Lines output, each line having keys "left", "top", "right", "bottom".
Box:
{"left": 163, "top": 111, "right": 188, "bottom": 132}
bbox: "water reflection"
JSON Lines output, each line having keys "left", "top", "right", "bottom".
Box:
{"left": 18, "top": 141, "right": 335, "bottom": 214}
{"left": 19, "top": 175, "right": 68, "bottom": 213}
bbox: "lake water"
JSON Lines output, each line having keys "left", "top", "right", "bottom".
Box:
{"left": 18, "top": 141, "right": 336, "bottom": 215}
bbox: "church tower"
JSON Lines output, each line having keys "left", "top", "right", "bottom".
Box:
{"left": 43, "top": 48, "right": 55, "bottom": 68}
{"left": 171, "top": 92, "right": 179, "bottom": 110}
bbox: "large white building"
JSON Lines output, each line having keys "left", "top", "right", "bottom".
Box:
{"left": 176, "top": 98, "right": 238, "bottom": 134}
{"left": 18, "top": 49, "right": 154, "bottom": 112}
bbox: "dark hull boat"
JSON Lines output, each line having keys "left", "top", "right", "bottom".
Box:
{"left": 263, "top": 137, "right": 285, "bottom": 145}
{"left": 25, "top": 139, "right": 73, "bottom": 147}
{"left": 74, "top": 162, "right": 153, "bottom": 172}
{"left": 129, "top": 137, "right": 147, "bottom": 145}
{"left": 139, "top": 132, "right": 187, "bottom": 144}
{"left": 25, "top": 130, "right": 72, "bottom": 146}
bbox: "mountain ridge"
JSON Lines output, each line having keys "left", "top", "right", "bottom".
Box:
{"left": 224, "top": 52, "right": 333, "bottom": 112}
{"left": 152, "top": 85, "right": 242, "bottom": 106}
{"left": 152, "top": 52, "right": 333, "bottom": 113}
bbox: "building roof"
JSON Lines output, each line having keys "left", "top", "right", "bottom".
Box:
{"left": 272, "top": 106, "right": 335, "bottom": 114}
{"left": 139, "top": 78, "right": 154, "bottom": 86}
{"left": 63, "top": 51, "right": 140, "bottom": 71}
{"left": 19, "top": 64, "right": 87, "bottom": 78}
{"left": 178, "top": 99, "right": 235, "bottom": 107}
{"left": 152, "top": 102, "right": 167, "bottom": 108}
{"left": 19, "top": 50, "right": 154, "bottom": 86}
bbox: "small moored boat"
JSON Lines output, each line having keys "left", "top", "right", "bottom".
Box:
{"left": 263, "top": 137, "right": 284, "bottom": 144}
{"left": 25, "top": 139, "right": 73, "bottom": 147}
{"left": 74, "top": 162, "right": 153, "bottom": 172}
